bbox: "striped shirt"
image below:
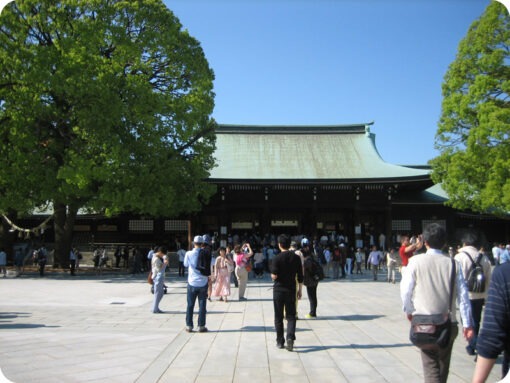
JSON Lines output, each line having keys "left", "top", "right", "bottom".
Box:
{"left": 476, "top": 262, "right": 510, "bottom": 359}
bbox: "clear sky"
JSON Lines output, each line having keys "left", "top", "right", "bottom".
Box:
{"left": 164, "top": 0, "right": 491, "bottom": 166}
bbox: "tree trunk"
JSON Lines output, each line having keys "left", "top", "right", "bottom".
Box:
{"left": 53, "top": 202, "right": 78, "bottom": 268}
{"left": 0, "top": 209, "right": 17, "bottom": 264}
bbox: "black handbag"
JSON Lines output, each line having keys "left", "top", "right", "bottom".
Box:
{"left": 409, "top": 258, "right": 456, "bottom": 351}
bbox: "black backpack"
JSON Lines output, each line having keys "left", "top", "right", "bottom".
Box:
{"left": 312, "top": 257, "right": 324, "bottom": 281}
{"left": 463, "top": 252, "right": 485, "bottom": 293}
{"left": 196, "top": 247, "right": 212, "bottom": 276}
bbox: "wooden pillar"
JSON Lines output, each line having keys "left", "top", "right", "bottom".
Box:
{"left": 385, "top": 203, "right": 392, "bottom": 250}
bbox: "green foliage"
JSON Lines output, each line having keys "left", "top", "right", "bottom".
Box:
{"left": 0, "top": 0, "right": 216, "bottom": 218}
{"left": 431, "top": 2, "right": 510, "bottom": 215}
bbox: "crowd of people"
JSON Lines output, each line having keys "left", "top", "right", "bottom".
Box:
{"left": 2, "top": 226, "right": 508, "bottom": 382}
{"left": 147, "top": 227, "right": 508, "bottom": 383}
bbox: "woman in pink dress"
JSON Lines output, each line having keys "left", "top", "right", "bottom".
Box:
{"left": 212, "top": 247, "right": 233, "bottom": 302}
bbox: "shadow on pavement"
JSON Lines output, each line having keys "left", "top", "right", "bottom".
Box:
{"left": 0, "top": 312, "right": 31, "bottom": 319}
{"left": 0, "top": 324, "right": 60, "bottom": 329}
{"left": 214, "top": 326, "right": 312, "bottom": 333}
{"left": 312, "top": 314, "right": 385, "bottom": 321}
{"left": 295, "top": 343, "right": 412, "bottom": 353}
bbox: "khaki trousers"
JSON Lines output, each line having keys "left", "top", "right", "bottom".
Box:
{"left": 235, "top": 266, "right": 248, "bottom": 299}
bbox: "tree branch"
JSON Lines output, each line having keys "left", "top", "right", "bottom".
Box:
{"left": 175, "top": 125, "right": 214, "bottom": 154}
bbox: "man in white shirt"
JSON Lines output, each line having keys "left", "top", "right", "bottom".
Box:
{"left": 455, "top": 230, "right": 492, "bottom": 357}
{"left": 401, "top": 223, "right": 473, "bottom": 383}
{"left": 491, "top": 243, "right": 501, "bottom": 265}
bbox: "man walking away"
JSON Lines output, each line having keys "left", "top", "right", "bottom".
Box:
{"left": 454, "top": 230, "right": 492, "bottom": 357}
{"left": 472, "top": 262, "right": 510, "bottom": 382}
{"left": 303, "top": 249, "right": 319, "bottom": 318}
{"left": 183, "top": 235, "right": 209, "bottom": 333}
{"left": 271, "top": 234, "right": 304, "bottom": 351}
{"left": 401, "top": 223, "right": 473, "bottom": 383}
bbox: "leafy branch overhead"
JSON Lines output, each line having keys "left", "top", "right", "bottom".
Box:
{"left": 431, "top": 2, "right": 510, "bottom": 215}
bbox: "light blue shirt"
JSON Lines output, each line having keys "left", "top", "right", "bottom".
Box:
{"left": 184, "top": 247, "right": 208, "bottom": 288}
{"left": 368, "top": 251, "right": 382, "bottom": 265}
{"left": 500, "top": 249, "right": 510, "bottom": 264}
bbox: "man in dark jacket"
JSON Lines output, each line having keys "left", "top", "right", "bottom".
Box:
{"left": 303, "top": 244, "right": 319, "bottom": 318}
{"left": 271, "top": 234, "right": 304, "bottom": 351}
{"left": 473, "top": 262, "right": 510, "bottom": 382}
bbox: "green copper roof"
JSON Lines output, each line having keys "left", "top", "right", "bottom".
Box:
{"left": 209, "top": 124, "right": 430, "bottom": 182}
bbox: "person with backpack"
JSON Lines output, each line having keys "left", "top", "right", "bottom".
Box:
{"left": 184, "top": 235, "right": 209, "bottom": 332}
{"left": 303, "top": 246, "right": 321, "bottom": 318}
{"left": 454, "top": 230, "right": 492, "bottom": 357}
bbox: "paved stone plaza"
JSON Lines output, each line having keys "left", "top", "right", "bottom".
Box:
{"left": 0, "top": 269, "right": 503, "bottom": 383}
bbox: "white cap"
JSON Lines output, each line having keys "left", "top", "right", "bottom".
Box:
{"left": 193, "top": 235, "right": 203, "bottom": 244}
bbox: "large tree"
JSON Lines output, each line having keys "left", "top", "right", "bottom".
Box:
{"left": 430, "top": 2, "right": 510, "bottom": 215}
{"left": 0, "top": 0, "right": 216, "bottom": 266}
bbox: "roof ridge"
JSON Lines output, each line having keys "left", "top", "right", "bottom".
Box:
{"left": 216, "top": 123, "right": 374, "bottom": 134}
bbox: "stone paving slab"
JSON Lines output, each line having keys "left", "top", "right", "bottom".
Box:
{"left": 0, "top": 270, "right": 505, "bottom": 382}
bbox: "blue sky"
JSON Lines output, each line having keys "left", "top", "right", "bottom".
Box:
{"left": 165, "top": 0, "right": 492, "bottom": 166}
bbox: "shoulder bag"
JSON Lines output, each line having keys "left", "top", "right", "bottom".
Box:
{"left": 409, "top": 258, "right": 456, "bottom": 351}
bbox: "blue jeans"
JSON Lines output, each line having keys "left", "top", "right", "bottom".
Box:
{"left": 151, "top": 273, "right": 165, "bottom": 313}
{"left": 186, "top": 284, "right": 208, "bottom": 328}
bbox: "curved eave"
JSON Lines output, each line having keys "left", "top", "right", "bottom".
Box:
{"left": 208, "top": 175, "right": 432, "bottom": 185}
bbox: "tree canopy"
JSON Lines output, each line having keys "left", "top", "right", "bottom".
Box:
{"left": 0, "top": 0, "right": 217, "bottom": 262}
{"left": 430, "top": 2, "right": 510, "bottom": 215}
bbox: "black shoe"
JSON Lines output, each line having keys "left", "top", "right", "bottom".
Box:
{"left": 286, "top": 339, "right": 294, "bottom": 352}
{"left": 276, "top": 342, "right": 285, "bottom": 349}
{"left": 198, "top": 326, "right": 208, "bottom": 333}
